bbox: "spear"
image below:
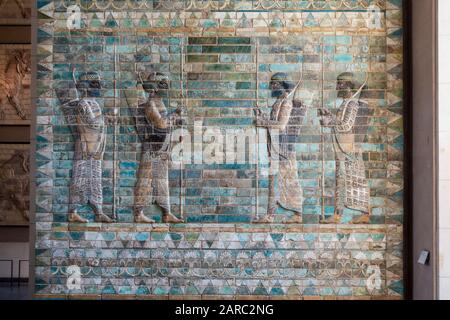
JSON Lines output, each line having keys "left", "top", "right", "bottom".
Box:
{"left": 321, "top": 43, "right": 325, "bottom": 222}
{"left": 112, "top": 43, "right": 118, "bottom": 221}
{"left": 179, "top": 37, "right": 185, "bottom": 220}
{"left": 254, "top": 40, "right": 260, "bottom": 221}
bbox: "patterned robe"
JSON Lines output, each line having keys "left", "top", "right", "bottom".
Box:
{"left": 132, "top": 98, "right": 173, "bottom": 211}
{"left": 63, "top": 98, "right": 106, "bottom": 210}
{"left": 261, "top": 97, "right": 306, "bottom": 214}
{"left": 331, "top": 98, "right": 370, "bottom": 213}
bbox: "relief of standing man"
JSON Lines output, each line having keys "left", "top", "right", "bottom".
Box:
{"left": 319, "top": 72, "right": 371, "bottom": 224}
{"left": 253, "top": 72, "right": 307, "bottom": 224}
{"left": 56, "top": 71, "right": 114, "bottom": 223}
{"left": 130, "top": 72, "right": 184, "bottom": 224}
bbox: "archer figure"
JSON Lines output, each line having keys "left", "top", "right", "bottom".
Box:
{"left": 253, "top": 72, "right": 307, "bottom": 224}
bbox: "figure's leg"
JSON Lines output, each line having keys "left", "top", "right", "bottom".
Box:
{"left": 68, "top": 160, "right": 89, "bottom": 223}
{"left": 282, "top": 211, "right": 302, "bottom": 223}
{"left": 161, "top": 208, "right": 183, "bottom": 223}
{"left": 153, "top": 156, "right": 183, "bottom": 223}
{"left": 282, "top": 205, "right": 303, "bottom": 224}
{"left": 8, "top": 95, "right": 27, "bottom": 120}
{"left": 350, "top": 213, "right": 370, "bottom": 224}
{"left": 350, "top": 191, "right": 371, "bottom": 224}
{"left": 90, "top": 160, "right": 113, "bottom": 223}
{"left": 134, "top": 154, "right": 155, "bottom": 223}
{"left": 253, "top": 173, "right": 276, "bottom": 224}
{"left": 68, "top": 206, "right": 88, "bottom": 223}
{"left": 321, "top": 157, "right": 343, "bottom": 224}
{"left": 279, "top": 158, "right": 303, "bottom": 224}
{"left": 349, "top": 155, "right": 371, "bottom": 224}
{"left": 68, "top": 186, "right": 88, "bottom": 223}
{"left": 320, "top": 209, "right": 342, "bottom": 224}
{"left": 91, "top": 202, "right": 114, "bottom": 223}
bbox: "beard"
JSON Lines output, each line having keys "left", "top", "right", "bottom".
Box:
{"left": 337, "top": 89, "right": 352, "bottom": 99}
{"left": 157, "top": 89, "right": 169, "bottom": 98}
{"left": 88, "top": 88, "right": 101, "bottom": 98}
{"left": 271, "top": 89, "right": 284, "bottom": 98}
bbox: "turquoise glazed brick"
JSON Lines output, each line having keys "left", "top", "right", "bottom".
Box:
{"left": 34, "top": 0, "right": 405, "bottom": 300}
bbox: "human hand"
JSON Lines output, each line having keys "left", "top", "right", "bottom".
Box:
{"left": 320, "top": 114, "right": 333, "bottom": 126}
{"left": 106, "top": 113, "right": 119, "bottom": 126}
{"left": 175, "top": 106, "right": 186, "bottom": 116}
{"left": 253, "top": 107, "right": 262, "bottom": 116}
{"left": 319, "top": 108, "right": 331, "bottom": 116}
{"left": 255, "top": 118, "right": 267, "bottom": 127}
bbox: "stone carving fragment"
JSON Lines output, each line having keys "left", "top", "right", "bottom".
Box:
{"left": 0, "top": 0, "right": 30, "bottom": 20}
{"left": 0, "top": 144, "right": 29, "bottom": 225}
{"left": 0, "top": 49, "right": 31, "bottom": 123}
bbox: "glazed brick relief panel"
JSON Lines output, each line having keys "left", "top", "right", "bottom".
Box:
{"left": 34, "top": 0, "right": 405, "bottom": 299}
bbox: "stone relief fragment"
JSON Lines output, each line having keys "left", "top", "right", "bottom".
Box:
{"left": 55, "top": 71, "right": 114, "bottom": 223}
{"left": 0, "top": 46, "right": 31, "bottom": 124}
{"left": 0, "top": 0, "right": 30, "bottom": 23}
{"left": 0, "top": 144, "right": 29, "bottom": 226}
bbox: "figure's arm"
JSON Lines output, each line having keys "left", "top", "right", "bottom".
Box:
{"left": 169, "top": 106, "right": 186, "bottom": 126}
{"left": 256, "top": 101, "right": 293, "bottom": 131}
{"left": 145, "top": 102, "right": 169, "bottom": 129}
{"left": 76, "top": 101, "right": 105, "bottom": 157}
{"left": 288, "top": 100, "right": 308, "bottom": 127}
{"left": 78, "top": 100, "right": 99, "bottom": 126}
{"left": 58, "top": 93, "right": 80, "bottom": 138}
{"left": 132, "top": 106, "right": 148, "bottom": 142}
{"left": 320, "top": 100, "right": 359, "bottom": 133}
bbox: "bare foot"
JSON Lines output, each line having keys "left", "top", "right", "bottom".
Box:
{"left": 252, "top": 215, "right": 275, "bottom": 224}
{"left": 162, "top": 212, "right": 184, "bottom": 223}
{"left": 94, "top": 213, "right": 114, "bottom": 223}
{"left": 134, "top": 212, "right": 155, "bottom": 224}
{"left": 68, "top": 212, "right": 88, "bottom": 223}
{"left": 320, "top": 214, "right": 341, "bottom": 224}
{"left": 284, "top": 214, "right": 302, "bottom": 224}
{"left": 350, "top": 215, "right": 370, "bottom": 224}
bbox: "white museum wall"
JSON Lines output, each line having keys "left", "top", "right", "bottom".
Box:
{"left": 0, "top": 242, "right": 29, "bottom": 279}
{"left": 439, "top": 0, "right": 450, "bottom": 300}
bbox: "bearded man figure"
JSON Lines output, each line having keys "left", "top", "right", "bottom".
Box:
{"left": 131, "top": 72, "right": 184, "bottom": 224}
{"left": 319, "top": 72, "right": 371, "bottom": 224}
{"left": 56, "top": 71, "right": 114, "bottom": 223}
{"left": 253, "top": 72, "right": 307, "bottom": 224}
